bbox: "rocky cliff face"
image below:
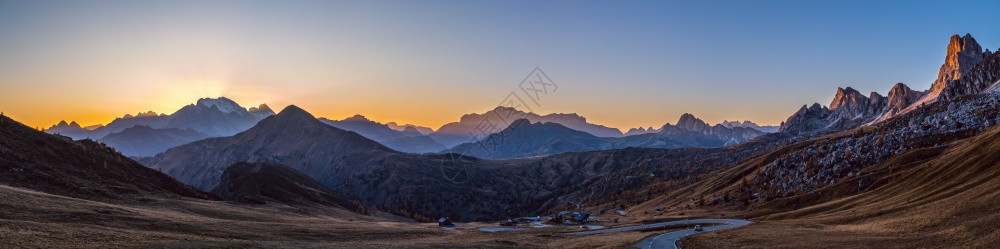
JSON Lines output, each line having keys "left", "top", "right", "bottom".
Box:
{"left": 780, "top": 34, "right": 998, "bottom": 136}
{"left": 779, "top": 86, "right": 891, "bottom": 136}
{"left": 931, "top": 34, "right": 989, "bottom": 96}
{"left": 828, "top": 87, "right": 888, "bottom": 120}
{"left": 779, "top": 103, "right": 831, "bottom": 134}
{"left": 941, "top": 51, "right": 1000, "bottom": 100}
{"left": 883, "top": 83, "right": 926, "bottom": 118}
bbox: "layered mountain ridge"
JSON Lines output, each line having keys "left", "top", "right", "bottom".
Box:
{"left": 446, "top": 113, "right": 765, "bottom": 159}
{"left": 45, "top": 97, "right": 275, "bottom": 157}
{"left": 431, "top": 106, "right": 625, "bottom": 147}
{"left": 318, "top": 114, "right": 446, "bottom": 153}
{"left": 780, "top": 33, "right": 997, "bottom": 136}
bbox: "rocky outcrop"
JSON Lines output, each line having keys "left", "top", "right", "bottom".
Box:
{"left": 779, "top": 86, "right": 893, "bottom": 135}
{"left": 931, "top": 34, "right": 989, "bottom": 96}
{"left": 828, "top": 87, "right": 888, "bottom": 121}
{"left": 779, "top": 103, "right": 831, "bottom": 134}
{"left": 941, "top": 51, "right": 1000, "bottom": 100}
{"left": 883, "top": 83, "right": 926, "bottom": 118}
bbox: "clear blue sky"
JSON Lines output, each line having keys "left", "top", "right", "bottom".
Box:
{"left": 0, "top": 0, "right": 998, "bottom": 130}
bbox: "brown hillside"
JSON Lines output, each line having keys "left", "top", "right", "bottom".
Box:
{"left": 0, "top": 114, "right": 213, "bottom": 201}
{"left": 684, "top": 123, "right": 1000, "bottom": 248}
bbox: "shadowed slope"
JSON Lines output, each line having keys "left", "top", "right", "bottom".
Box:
{"left": 211, "top": 162, "right": 367, "bottom": 213}
{"left": 146, "top": 105, "right": 395, "bottom": 191}
{"left": 0, "top": 114, "right": 213, "bottom": 201}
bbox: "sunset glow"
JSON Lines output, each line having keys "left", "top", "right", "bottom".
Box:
{"left": 1, "top": 0, "right": 998, "bottom": 131}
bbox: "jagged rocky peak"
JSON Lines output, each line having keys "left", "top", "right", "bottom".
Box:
{"left": 676, "top": 113, "right": 710, "bottom": 132}
{"left": 868, "top": 91, "right": 886, "bottom": 104}
{"left": 135, "top": 111, "right": 159, "bottom": 117}
{"left": 829, "top": 87, "right": 869, "bottom": 110}
{"left": 885, "top": 83, "right": 925, "bottom": 115}
{"left": 343, "top": 114, "right": 371, "bottom": 122}
{"left": 931, "top": 33, "right": 987, "bottom": 93}
{"left": 249, "top": 103, "right": 272, "bottom": 113}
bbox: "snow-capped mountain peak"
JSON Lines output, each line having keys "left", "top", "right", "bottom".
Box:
{"left": 196, "top": 97, "right": 245, "bottom": 114}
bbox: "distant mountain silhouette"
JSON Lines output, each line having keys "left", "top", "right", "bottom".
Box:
{"left": 45, "top": 97, "right": 275, "bottom": 157}
{"left": 138, "top": 104, "right": 778, "bottom": 221}
{"left": 210, "top": 162, "right": 367, "bottom": 213}
{"left": 720, "top": 120, "right": 779, "bottom": 133}
{"left": 97, "top": 125, "right": 209, "bottom": 157}
{"left": 445, "top": 119, "right": 613, "bottom": 158}
{"left": 386, "top": 122, "right": 434, "bottom": 135}
{"left": 319, "top": 114, "right": 446, "bottom": 153}
{"left": 430, "top": 106, "right": 624, "bottom": 147}
{"left": 0, "top": 114, "right": 212, "bottom": 201}
{"left": 144, "top": 105, "right": 395, "bottom": 190}
{"left": 45, "top": 120, "right": 93, "bottom": 139}
{"left": 445, "top": 114, "right": 766, "bottom": 159}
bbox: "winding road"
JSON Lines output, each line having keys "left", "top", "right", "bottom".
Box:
{"left": 571, "top": 219, "right": 752, "bottom": 249}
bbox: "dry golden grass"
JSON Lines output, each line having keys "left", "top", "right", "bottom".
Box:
{"left": 673, "top": 125, "right": 1000, "bottom": 248}
{"left": 0, "top": 184, "right": 691, "bottom": 248}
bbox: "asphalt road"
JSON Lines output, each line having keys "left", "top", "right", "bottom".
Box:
{"left": 571, "top": 218, "right": 752, "bottom": 249}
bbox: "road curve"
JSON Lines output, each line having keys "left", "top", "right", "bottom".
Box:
{"left": 571, "top": 219, "right": 751, "bottom": 249}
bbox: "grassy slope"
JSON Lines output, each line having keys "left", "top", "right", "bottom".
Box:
{"left": 681, "top": 125, "right": 1000, "bottom": 248}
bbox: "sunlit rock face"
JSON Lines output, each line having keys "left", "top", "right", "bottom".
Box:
{"left": 929, "top": 34, "right": 989, "bottom": 100}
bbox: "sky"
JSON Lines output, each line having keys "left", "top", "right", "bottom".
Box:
{"left": 1, "top": 0, "right": 998, "bottom": 131}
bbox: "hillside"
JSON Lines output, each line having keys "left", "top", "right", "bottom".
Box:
{"left": 210, "top": 162, "right": 367, "bottom": 213}
{"left": 97, "top": 125, "right": 209, "bottom": 157}
{"left": 0, "top": 114, "right": 212, "bottom": 201}
{"left": 682, "top": 120, "right": 1000, "bottom": 248}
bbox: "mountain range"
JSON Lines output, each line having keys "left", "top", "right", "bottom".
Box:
{"left": 429, "top": 106, "right": 627, "bottom": 147}
{"left": 318, "top": 114, "right": 446, "bottom": 153}
{"left": 0, "top": 113, "right": 212, "bottom": 201}
{"left": 445, "top": 113, "right": 765, "bottom": 159}
{"left": 45, "top": 97, "right": 274, "bottom": 157}
{"left": 780, "top": 34, "right": 996, "bottom": 137}
{"left": 6, "top": 32, "right": 1000, "bottom": 247}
